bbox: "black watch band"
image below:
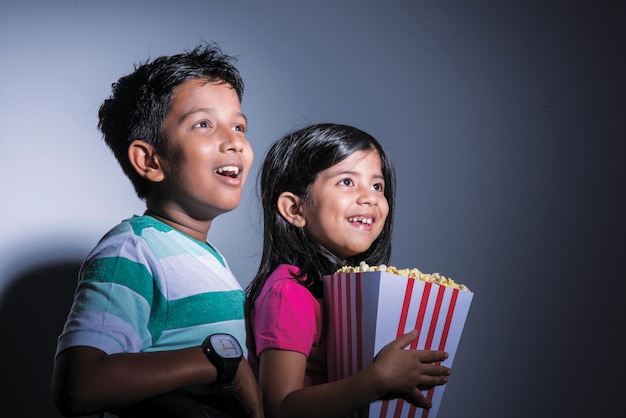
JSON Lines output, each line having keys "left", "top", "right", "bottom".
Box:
{"left": 202, "top": 333, "right": 243, "bottom": 384}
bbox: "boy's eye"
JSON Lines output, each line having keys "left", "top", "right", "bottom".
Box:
{"left": 194, "top": 120, "right": 211, "bottom": 128}
{"left": 233, "top": 124, "right": 246, "bottom": 133}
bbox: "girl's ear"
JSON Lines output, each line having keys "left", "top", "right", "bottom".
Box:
{"left": 128, "top": 140, "right": 165, "bottom": 182}
{"left": 277, "top": 192, "right": 307, "bottom": 227}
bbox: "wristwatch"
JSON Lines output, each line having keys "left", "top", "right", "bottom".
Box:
{"left": 202, "top": 333, "right": 243, "bottom": 384}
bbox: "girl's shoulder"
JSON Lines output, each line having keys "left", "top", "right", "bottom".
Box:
{"left": 261, "top": 264, "right": 311, "bottom": 297}
{"left": 268, "top": 264, "right": 302, "bottom": 280}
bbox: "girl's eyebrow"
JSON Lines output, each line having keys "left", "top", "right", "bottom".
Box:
{"left": 320, "top": 168, "right": 355, "bottom": 179}
{"left": 323, "top": 169, "right": 385, "bottom": 181}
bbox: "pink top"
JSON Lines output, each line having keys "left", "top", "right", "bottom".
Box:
{"left": 248, "top": 264, "right": 327, "bottom": 387}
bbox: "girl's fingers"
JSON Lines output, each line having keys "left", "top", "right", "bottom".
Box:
{"left": 393, "top": 329, "right": 419, "bottom": 349}
{"left": 402, "top": 387, "right": 432, "bottom": 409}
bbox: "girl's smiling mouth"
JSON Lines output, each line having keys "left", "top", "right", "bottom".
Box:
{"left": 347, "top": 216, "right": 374, "bottom": 225}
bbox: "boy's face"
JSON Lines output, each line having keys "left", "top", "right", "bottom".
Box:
{"left": 158, "top": 78, "right": 253, "bottom": 220}
{"left": 301, "top": 149, "right": 389, "bottom": 259}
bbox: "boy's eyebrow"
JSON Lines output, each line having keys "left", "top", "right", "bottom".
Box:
{"left": 177, "top": 107, "right": 248, "bottom": 124}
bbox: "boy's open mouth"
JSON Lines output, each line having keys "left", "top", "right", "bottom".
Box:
{"left": 215, "top": 166, "right": 240, "bottom": 178}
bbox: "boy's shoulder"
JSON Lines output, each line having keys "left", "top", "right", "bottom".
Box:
{"left": 123, "top": 214, "right": 171, "bottom": 233}
{"left": 101, "top": 215, "right": 171, "bottom": 238}
{"left": 91, "top": 215, "right": 169, "bottom": 256}
{"left": 98, "top": 215, "right": 226, "bottom": 266}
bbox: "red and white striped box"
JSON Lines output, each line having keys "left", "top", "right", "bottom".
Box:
{"left": 323, "top": 271, "right": 473, "bottom": 418}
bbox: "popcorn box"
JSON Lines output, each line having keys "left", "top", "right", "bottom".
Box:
{"left": 323, "top": 271, "right": 473, "bottom": 418}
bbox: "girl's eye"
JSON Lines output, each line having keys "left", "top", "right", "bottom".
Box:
{"left": 372, "top": 182, "right": 384, "bottom": 192}
{"left": 338, "top": 178, "right": 354, "bottom": 187}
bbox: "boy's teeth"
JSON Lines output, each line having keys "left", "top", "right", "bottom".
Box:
{"left": 348, "top": 216, "right": 373, "bottom": 224}
{"left": 215, "top": 166, "right": 240, "bottom": 176}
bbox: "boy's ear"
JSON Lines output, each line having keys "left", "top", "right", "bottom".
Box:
{"left": 277, "top": 192, "right": 306, "bottom": 227}
{"left": 128, "top": 140, "right": 165, "bottom": 182}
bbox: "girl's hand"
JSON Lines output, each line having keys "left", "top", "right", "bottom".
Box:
{"left": 370, "top": 329, "right": 451, "bottom": 409}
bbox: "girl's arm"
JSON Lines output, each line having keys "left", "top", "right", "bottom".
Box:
{"left": 258, "top": 330, "right": 450, "bottom": 418}
{"left": 52, "top": 345, "right": 263, "bottom": 418}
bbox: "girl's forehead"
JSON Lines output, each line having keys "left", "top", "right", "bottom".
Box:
{"left": 321, "top": 150, "right": 382, "bottom": 176}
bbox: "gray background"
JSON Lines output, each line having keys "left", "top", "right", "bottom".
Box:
{"left": 1, "top": 1, "right": 624, "bottom": 417}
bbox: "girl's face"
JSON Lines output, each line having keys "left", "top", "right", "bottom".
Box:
{"left": 302, "top": 149, "right": 389, "bottom": 260}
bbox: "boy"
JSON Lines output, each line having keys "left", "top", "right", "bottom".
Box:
{"left": 52, "top": 43, "right": 262, "bottom": 418}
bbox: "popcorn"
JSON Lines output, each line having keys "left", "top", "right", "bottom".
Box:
{"left": 336, "top": 261, "right": 471, "bottom": 292}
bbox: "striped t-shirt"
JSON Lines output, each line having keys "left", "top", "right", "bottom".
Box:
{"left": 56, "top": 215, "right": 247, "bottom": 357}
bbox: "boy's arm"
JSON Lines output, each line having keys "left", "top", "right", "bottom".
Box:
{"left": 52, "top": 345, "right": 219, "bottom": 416}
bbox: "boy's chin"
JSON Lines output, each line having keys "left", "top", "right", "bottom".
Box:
{"left": 215, "top": 202, "right": 242, "bottom": 216}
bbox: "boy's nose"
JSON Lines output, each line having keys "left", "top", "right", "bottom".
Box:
{"left": 222, "top": 129, "right": 245, "bottom": 152}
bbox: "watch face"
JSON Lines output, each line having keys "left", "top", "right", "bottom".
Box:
{"left": 209, "top": 334, "right": 243, "bottom": 358}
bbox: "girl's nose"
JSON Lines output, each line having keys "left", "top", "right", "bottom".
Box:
{"left": 357, "top": 187, "right": 379, "bottom": 205}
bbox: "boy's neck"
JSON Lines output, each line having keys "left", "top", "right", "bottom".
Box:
{"left": 144, "top": 208, "right": 210, "bottom": 242}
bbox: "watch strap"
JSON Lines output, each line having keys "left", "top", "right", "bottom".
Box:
{"left": 218, "top": 355, "right": 239, "bottom": 384}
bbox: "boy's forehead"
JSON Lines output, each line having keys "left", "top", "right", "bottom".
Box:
{"left": 171, "top": 78, "right": 234, "bottom": 99}
{"left": 170, "top": 79, "right": 240, "bottom": 107}
{"left": 165, "top": 78, "right": 244, "bottom": 123}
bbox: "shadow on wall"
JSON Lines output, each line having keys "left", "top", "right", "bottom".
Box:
{"left": 0, "top": 260, "right": 98, "bottom": 418}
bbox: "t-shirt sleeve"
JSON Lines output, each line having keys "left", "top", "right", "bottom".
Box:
{"left": 55, "top": 229, "right": 157, "bottom": 357}
{"left": 253, "top": 277, "right": 318, "bottom": 358}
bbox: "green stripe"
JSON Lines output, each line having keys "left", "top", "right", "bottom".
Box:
{"left": 81, "top": 257, "right": 167, "bottom": 341}
{"left": 166, "top": 290, "right": 245, "bottom": 330}
{"left": 129, "top": 215, "right": 170, "bottom": 235}
{"left": 82, "top": 257, "right": 156, "bottom": 301}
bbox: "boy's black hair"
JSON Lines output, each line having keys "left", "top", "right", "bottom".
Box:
{"left": 98, "top": 42, "right": 244, "bottom": 199}
{"left": 246, "top": 123, "right": 396, "bottom": 303}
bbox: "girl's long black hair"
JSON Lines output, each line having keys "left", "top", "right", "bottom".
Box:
{"left": 246, "top": 123, "right": 396, "bottom": 303}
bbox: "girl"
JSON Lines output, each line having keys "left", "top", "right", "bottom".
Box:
{"left": 246, "top": 123, "right": 451, "bottom": 418}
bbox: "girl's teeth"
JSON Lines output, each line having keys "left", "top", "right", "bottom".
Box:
{"left": 349, "top": 216, "right": 373, "bottom": 224}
